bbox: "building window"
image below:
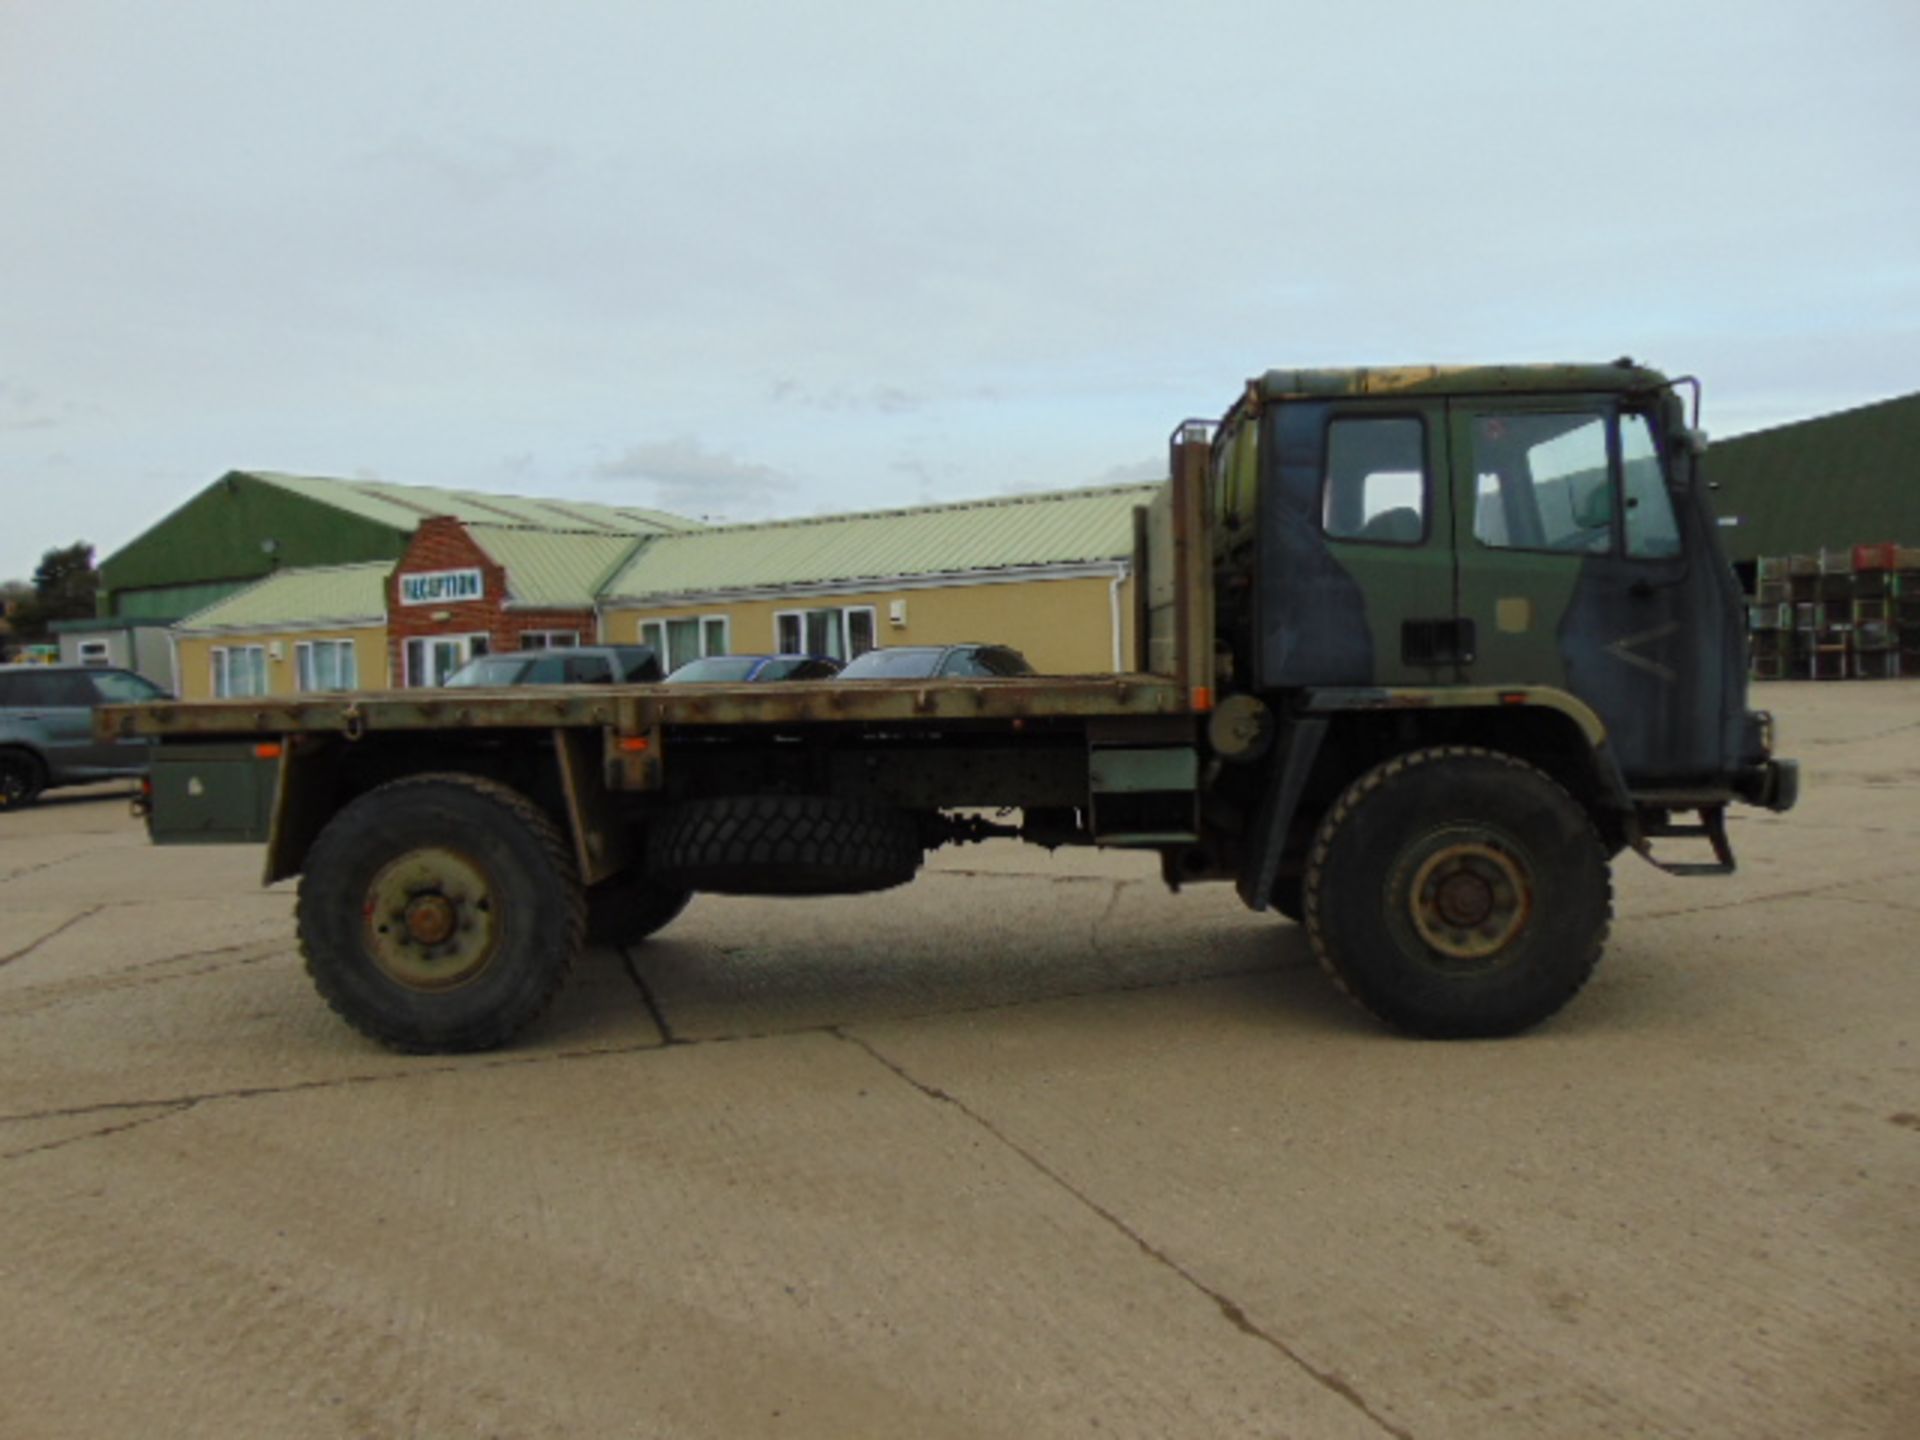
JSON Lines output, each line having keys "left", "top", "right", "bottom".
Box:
{"left": 77, "top": 639, "right": 112, "bottom": 666}
{"left": 518, "top": 631, "right": 581, "bottom": 650}
{"left": 403, "top": 633, "right": 489, "bottom": 687}
{"left": 639, "top": 615, "right": 729, "bottom": 673}
{"left": 295, "top": 639, "right": 360, "bottom": 692}
{"left": 211, "top": 645, "right": 268, "bottom": 698}
{"left": 774, "top": 606, "right": 876, "bottom": 661}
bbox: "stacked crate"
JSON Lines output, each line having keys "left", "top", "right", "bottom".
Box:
{"left": 1749, "top": 556, "right": 1791, "bottom": 680}
{"left": 1749, "top": 543, "right": 1920, "bottom": 679}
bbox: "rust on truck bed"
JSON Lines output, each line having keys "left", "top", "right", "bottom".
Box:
{"left": 100, "top": 674, "right": 1197, "bottom": 743}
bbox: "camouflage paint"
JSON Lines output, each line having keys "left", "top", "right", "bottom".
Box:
{"left": 1245, "top": 362, "right": 1758, "bottom": 790}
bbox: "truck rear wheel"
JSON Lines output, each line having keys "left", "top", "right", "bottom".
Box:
{"left": 648, "top": 794, "right": 922, "bottom": 895}
{"left": 296, "top": 773, "right": 584, "bottom": 1053}
{"left": 586, "top": 869, "right": 691, "bottom": 945}
{"left": 1304, "top": 747, "right": 1611, "bottom": 1038}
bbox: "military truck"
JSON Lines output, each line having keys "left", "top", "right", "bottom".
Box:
{"left": 101, "top": 362, "right": 1797, "bottom": 1052}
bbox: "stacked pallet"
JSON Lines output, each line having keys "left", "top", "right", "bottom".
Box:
{"left": 1748, "top": 544, "right": 1920, "bottom": 679}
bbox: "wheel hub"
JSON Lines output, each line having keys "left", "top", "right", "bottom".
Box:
{"left": 362, "top": 848, "right": 498, "bottom": 991}
{"left": 402, "top": 893, "right": 458, "bottom": 946}
{"left": 1408, "top": 841, "right": 1531, "bottom": 964}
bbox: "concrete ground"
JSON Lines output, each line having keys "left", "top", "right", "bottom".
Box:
{"left": 1, "top": 682, "right": 1914, "bottom": 1439}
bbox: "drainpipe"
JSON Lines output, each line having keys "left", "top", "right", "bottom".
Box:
{"left": 1108, "top": 564, "right": 1128, "bottom": 673}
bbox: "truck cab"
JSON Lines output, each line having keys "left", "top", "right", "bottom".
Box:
{"left": 1199, "top": 363, "right": 1791, "bottom": 886}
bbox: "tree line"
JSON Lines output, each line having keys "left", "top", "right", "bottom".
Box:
{"left": 1, "top": 542, "right": 99, "bottom": 655}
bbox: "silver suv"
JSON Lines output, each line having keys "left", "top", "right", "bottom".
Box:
{"left": 0, "top": 663, "right": 167, "bottom": 807}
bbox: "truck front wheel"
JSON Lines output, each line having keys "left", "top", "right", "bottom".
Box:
{"left": 296, "top": 773, "right": 584, "bottom": 1053}
{"left": 1304, "top": 747, "right": 1611, "bottom": 1038}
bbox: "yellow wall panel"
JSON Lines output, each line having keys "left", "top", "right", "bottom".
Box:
{"left": 605, "top": 574, "right": 1135, "bottom": 674}
{"left": 174, "top": 626, "right": 390, "bottom": 699}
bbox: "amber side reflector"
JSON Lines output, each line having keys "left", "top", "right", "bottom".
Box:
{"left": 1191, "top": 686, "right": 1215, "bottom": 712}
{"left": 1498, "top": 692, "right": 1527, "bottom": 706}
{"left": 253, "top": 743, "right": 283, "bottom": 760}
{"left": 617, "top": 736, "right": 650, "bottom": 753}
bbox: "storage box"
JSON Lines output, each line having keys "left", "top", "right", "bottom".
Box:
{"left": 1854, "top": 620, "right": 1893, "bottom": 651}
{"left": 1810, "top": 648, "right": 1850, "bottom": 680}
{"left": 1854, "top": 542, "right": 1900, "bottom": 572}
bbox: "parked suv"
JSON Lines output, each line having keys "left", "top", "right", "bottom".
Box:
{"left": 0, "top": 663, "right": 168, "bottom": 807}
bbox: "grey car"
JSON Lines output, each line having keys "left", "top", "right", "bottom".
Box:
{"left": 443, "top": 645, "right": 664, "bottom": 687}
{"left": 0, "top": 663, "right": 168, "bottom": 807}
{"left": 836, "top": 644, "right": 1034, "bottom": 680}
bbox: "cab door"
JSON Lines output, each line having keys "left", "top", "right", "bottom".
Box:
{"left": 1446, "top": 396, "right": 1715, "bottom": 782}
{"left": 1257, "top": 398, "right": 1457, "bottom": 688}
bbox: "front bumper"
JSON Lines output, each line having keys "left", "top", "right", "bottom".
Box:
{"left": 1735, "top": 757, "right": 1799, "bottom": 812}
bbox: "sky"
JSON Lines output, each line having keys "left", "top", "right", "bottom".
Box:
{"left": 2, "top": 0, "right": 1916, "bottom": 583}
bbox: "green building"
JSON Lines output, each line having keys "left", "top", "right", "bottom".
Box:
{"left": 1706, "top": 391, "right": 1920, "bottom": 570}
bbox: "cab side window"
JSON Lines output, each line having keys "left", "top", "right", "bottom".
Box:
{"left": 1322, "top": 417, "right": 1427, "bottom": 545}
{"left": 1621, "top": 413, "right": 1681, "bottom": 558}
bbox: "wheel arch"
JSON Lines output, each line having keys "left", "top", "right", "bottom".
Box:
{"left": 1236, "top": 687, "right": 1633, "bottom": 907}
{"left": 264, "top": 728, "right": 623, "bottom": 887}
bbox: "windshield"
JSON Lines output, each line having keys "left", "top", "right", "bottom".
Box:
{"left": 445, "top": 656, "right": 533, "bottom": 687}
{"left": 665, "top": 656, "right": 764, "bottom": 683}
{"left": 839, "top": 648, "right": 943, "bottom": 679}
{"left": 90, "top": 670, "right": 168, "bottom": 702}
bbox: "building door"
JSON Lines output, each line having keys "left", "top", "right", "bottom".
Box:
{"left": 404, "top": 634, "right": 488, "bottom": 687}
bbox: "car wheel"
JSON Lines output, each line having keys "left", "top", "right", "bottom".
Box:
{"left": 0, "top": 750, "right": 47, "bottom": 809}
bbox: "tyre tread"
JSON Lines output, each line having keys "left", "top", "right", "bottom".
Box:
{"left": 297, "top": 771, "right": 584, "bottom": 1052}
{"left": 1302, "top": 745, "right": 1613, "bottom": 1036}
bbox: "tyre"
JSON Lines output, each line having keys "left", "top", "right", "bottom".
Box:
{"left": 1270, "top": 875, "right": 1304, "bottom": 924}
{"left": 0, "top": 750, "right": 47, "bottom": 809}
{"left": 647, "top": 793, "right": 922, "bottom": 896}
{"left": 586, "top": 870, "right": 691, "bottom": 945}
{"left": 1304, "top": 747, "right": 1611, "bottom": 1038}
{"left": 296, "top": 773, "right": 584, "bottom": 1053}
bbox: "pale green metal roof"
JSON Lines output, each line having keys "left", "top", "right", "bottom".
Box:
{"left": 245, "top": 472, "right": 703, "bottom": 537}
{"left": 603, "top": 483, "right": 1158, "bottom": 602}
{"left": 468, "top": 526, "right": 645, "bottom": 608}
{"left": 176, "top": 562, "right": 391, "bottom": 633}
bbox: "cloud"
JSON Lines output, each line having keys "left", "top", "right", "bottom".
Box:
{"left": 769, "top": 379, "right": 927, "bottom": 416}
{"left": 0, "top": 379, "right": 61, "bottom": 432}
{"left": 590, "top": 437, "right": 793, "bottom": 521}
{"left": 358, "top": 133, "right": 562, "bottom": 204}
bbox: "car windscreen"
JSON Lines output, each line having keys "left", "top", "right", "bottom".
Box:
{"left": 90, "top": 670, "right": 168, "bottom": 702}
{"left": 445, "top": 657, "right": 533, "bottom": 687}
{"left": 665, "top": 657, "right": 764, "bottom": 683}
{"left": 839, "top": 649, "right": 942, "bottom": 679}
